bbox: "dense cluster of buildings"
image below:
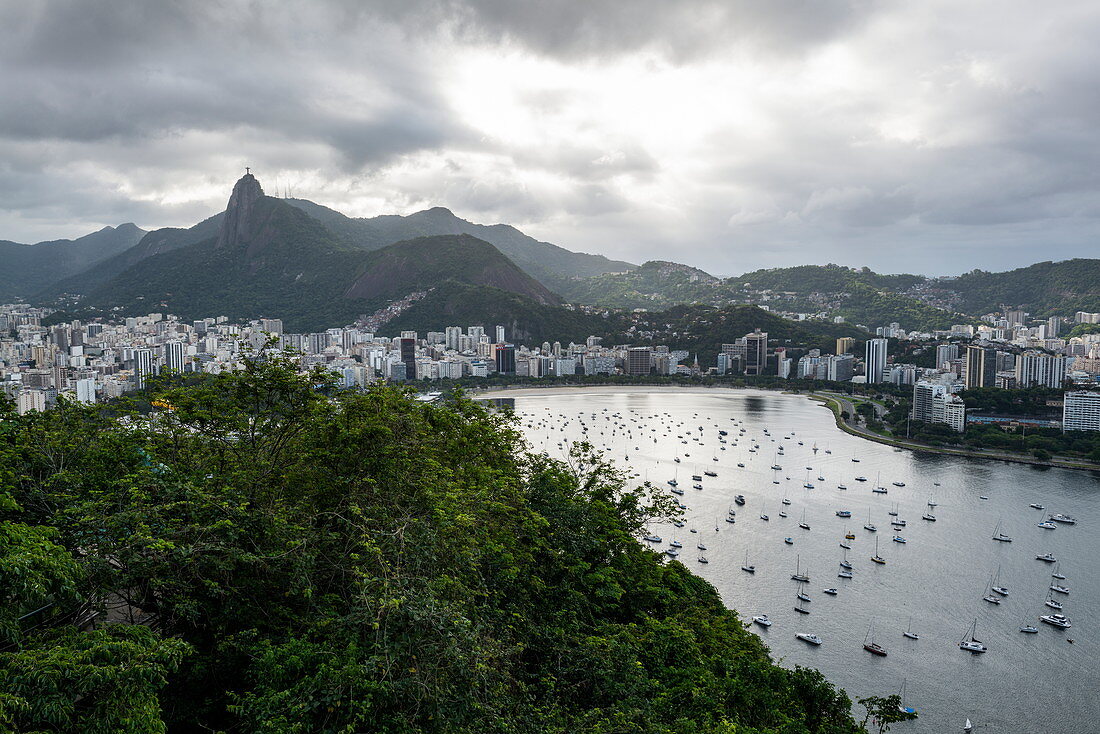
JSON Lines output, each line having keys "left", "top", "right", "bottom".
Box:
{"left": 0, "top": 304, "right": 709, "bottom": 414}
{"left": 3, "top": 301, "right": 1099, "bottom": 434}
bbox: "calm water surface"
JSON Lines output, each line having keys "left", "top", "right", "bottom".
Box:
{"left": 505, "top": 387, "right": 1100, "bottom": 734}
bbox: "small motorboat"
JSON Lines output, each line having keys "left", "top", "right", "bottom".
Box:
{"left": 796, "top": 633, "right": 822, "bottom": 645}
{"left": 823, "top": 588, "right": 838, "bottom": 596}
{"left": 752, "top": 614, "right": 771, "bottom": 627}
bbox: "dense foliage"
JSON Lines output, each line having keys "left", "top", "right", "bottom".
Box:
{"left": 556, "top": 261, "right": 726, "bottom": 310}
{"left": 946, "top": 260, "right": 1100, "bottom": 317}
{"left": 622, "top": 304, "right": 869, "bottom": 365}
{"left": 0, "top": 354, "right": 863, "bottom": 733}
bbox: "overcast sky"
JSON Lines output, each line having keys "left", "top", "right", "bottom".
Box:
{"left": 2, "top": 0, "right": 1098, "bottom": 276}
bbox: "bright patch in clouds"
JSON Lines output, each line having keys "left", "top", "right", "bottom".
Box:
{"left": 0, "top": 0, "right": 1098, "bottom": 276}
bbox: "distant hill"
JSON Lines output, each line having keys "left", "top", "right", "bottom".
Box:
{"left": 347, "top": 235, "right": 559, "bottom": 306}
{"left": 942, "top": 260, "right": 1100, "bottom": 317}
{"left": 284, "top": 198, "right": 637, "bottom": 290}
{"left": 726, "top": 263, "right": 925, "bottom": 294}
{"left": 624, "top": 304, "right": 869, "bottom": 364}
{"left": 44, "top": 214, "right": 223, "bottom": 298}
{"left": 0, "top": 223, "right": 145, "bottom": 300}
{"left": 556, "top": 262, "right": 962, "bottom": 330}
{"left": 58, "top": 174, "right": 605, "bottom": 334}
{"left": 556, "top": 260, "right": 726, "bottom": 309}
{"left": 384, "top": 281, "right": 615, "bottom": 346}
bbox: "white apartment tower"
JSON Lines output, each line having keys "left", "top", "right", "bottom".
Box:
{"left": 864, "top": 338, "right": 888, "bottom": 383}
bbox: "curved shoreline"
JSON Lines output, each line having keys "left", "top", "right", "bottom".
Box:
{"left": 474, "top": 382, "right": 1100, "bottom": 473}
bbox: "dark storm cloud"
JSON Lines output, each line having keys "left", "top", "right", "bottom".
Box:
{"left": 360, "top": 0, "right": 873, "bottom": 61}
{"left": 0, "top": 0, "right": 1098, "bottom": 276}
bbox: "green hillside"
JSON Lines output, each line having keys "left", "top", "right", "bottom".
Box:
{"left": 385, "top": 281, "right": 616, "bottom": 344}
{"left": 944, "top": 259, "right": 1100, "bottom": 317}
{"left": 44, "top": 214, "right": 224, "bottom": 299}
{"left": 625, "top": 304, "right": 869, "bottom": 365}
{"left": 285, "top": 198, "right": 638, "bottom": 290}
{"left": 556, "top": 260, "right": 728, "bottom": 309}
{"left": 0, "top": 223, "right": 145, "bottom": 300}
{"left": 348, "top": 234, "right": 559, "bottom": 306}
{"left": 727, "top": 264, "right": 925, "bottom": 294}
{"left": 0, "top": 350, "right": 864, "bottom": 732}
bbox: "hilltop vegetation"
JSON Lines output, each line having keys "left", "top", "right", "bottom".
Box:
{"left": 624, "top": 304, "right": 868, "bottom": 365}
{"left": 0, "top": 353, "right": 863, "bottom": 733}
{"left": 556, "top": 260, "right": 725, "bottom": 309}
{"left": 945, "top": 260, "right": 1100, "bottom": 317}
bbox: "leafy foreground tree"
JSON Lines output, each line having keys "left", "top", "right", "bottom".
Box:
{"left": 858, "top": 696, "right": 918, "bottom": 733}
{"left": 0, "top": 353, "right": 871, "bottom": 733}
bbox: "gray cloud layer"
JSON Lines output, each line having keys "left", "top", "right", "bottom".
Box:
{"left": 0, "top": 0, "right": 1097, "bottom": 276}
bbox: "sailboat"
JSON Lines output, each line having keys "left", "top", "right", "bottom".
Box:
{"left": 741, "top": 549, "right": 755, "bottom": 574}
{"left": 982, "top": 574, "right": 1002, "bottom": 605}
{"left": 840, "top": 547, "right": 853, "bottom": 570}
{"left": 958, "top": 619, "right": 987, "bottom": 653}
{"left": 903, "top": 616, "right": 919, "bottom": 640}
{"left": 991, "top": 566, "right": 1008, "bottom": 596}
{"left": 964, "top": 718, "right": 973, "bottom": 732}
{"left": 863, "top": 618, "right": 887, "bottom": 656}
{"left": 871, "top": 537, "right": 886, "bottom": 564}
{"left": 992, "top": 520, "right": 1012, "bottom": 542}
{"left": 897, "top": 679, "right": 916, "bottom": 714}
{"left": 791, "top": 555, "right": 810, "bottom": 583}
{"left": 872, "top": 471, "right": 888, "bottom": 494}
{"left": 799, "top": 508, "right": 810, "bottom": 530}
{"left": 864, "top": 508, "right": 877, "bottom": 532}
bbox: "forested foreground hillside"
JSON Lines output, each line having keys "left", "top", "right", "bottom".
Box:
{"left": 0, "top": 356, "right": 867, "bottom": 733}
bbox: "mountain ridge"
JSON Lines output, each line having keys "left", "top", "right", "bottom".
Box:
{"left": 0, "top": 223, "right": 146, "bottom": 300}
{"left": 53, "top": 174, "right": 598, "bottom": 334}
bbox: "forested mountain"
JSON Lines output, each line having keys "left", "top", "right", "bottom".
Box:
{"left": 45, "top": 214, "right": 224, "bottom": 299}
{"left": 0, "top": 351, "right": 866, "bottom": 732}
{"left": 51, "top": 174, "right": 617, "bottom": 335}
{"left": 0, "top": 223, "right": 145, "bottom": 300}
{"left": 285, "top": 198, "right": 638, "bottom": 290}
{"left": 944, "top": 260, "right": 1100, "bottom": 317}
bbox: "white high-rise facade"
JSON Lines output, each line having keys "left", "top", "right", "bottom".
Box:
{"left": 864, "top": 338, "right": 888, "bottom": 383}
{"left": 1015, "top": 352, "right": 1067, "bottom": 389}
{"left": 1063, "top": 391, "right": 1100, "bottom": 432}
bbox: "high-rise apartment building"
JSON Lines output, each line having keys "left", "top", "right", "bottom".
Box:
{"left": 399, "top": 338, "right": 417, "bottom": 381}
{"left": 445, "top": 326, "right": 462, "bottom": 351}
{"left": 826, "top": 354, "right": 854, "bottom": 382}
{"left": 626, "top": 347, "right": 652, "bottom": 376}
{"left": 935, "top": 343, "right": 959, "bottom": 369}
{"left": 134, "top": 349, "right": 156, "bottom": 390}
{"left": 164, "top": 342, "right": 186, "bottom": 373}
{"left": 1015, "top": 352, "right": 1067, "bottom": 389}
{"left": 864, "top": 338, "right": 888, "bottom": 383}
{"left": 744, "top": 330, "right": 768, "bottom": 375}
{"left": 964, "top": 346, "right": 996, "bottom": 389}
{"left": 494, "top": 344, "right": 516, "bottom": 375}
{"left": 17, "top": 390, "right": 46, "bottom": 415}
{"left": 1063, "top": 391, "right": 1100, "bottom": 432}
{"left": 836, "top": 337, "right": 855, "bottom": 355}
